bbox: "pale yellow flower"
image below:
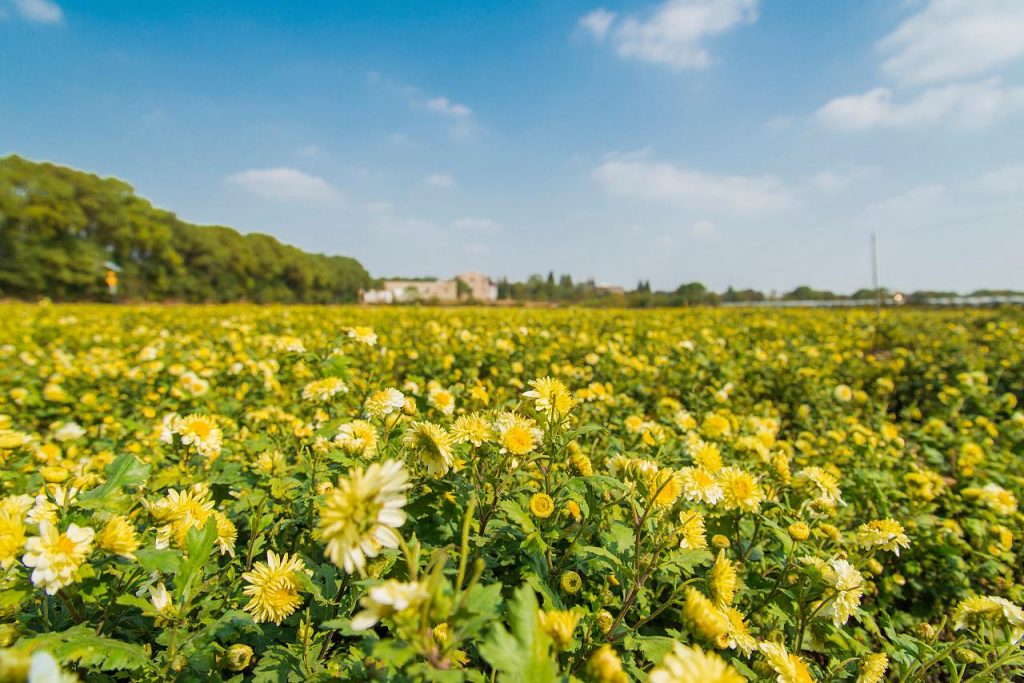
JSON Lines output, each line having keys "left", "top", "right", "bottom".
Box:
{"left": 318, "top": 459, "right": 410, "bottom": 574}
{"left": 241, "top": 551, "right": 308, "bottom": 624}
{"left": 649, "top": 642, "right": 744, "bottom": 683}
{"left": 22, "top": 521, "right": 95, "bottom": 595}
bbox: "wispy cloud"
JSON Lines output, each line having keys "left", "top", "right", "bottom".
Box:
{"left": 578, "top": 8, "right": 616, "bottom": 40}
{"left": 369, "top": 71, "right": 479, "bottom": 140}
{"left": 425, "top": 173, "right": 456, "bottom": 189}
{"left": 815, "top": 78, "right": 1024, "bottom": 131}
{"left": 878, "top": 0, "right": 1024, "bottom": 86}
{"left": 226, "top": 168, "right": 340, "bottom": 202}
{"left": 10, "top": 0, "right": 63, "bottom": 23}
{"left": 816, "top": 1, "right": 1024, "bottom": 133}
{"left": 578, "top": 0, "right": 758, "bottom": 70}
{"left": 592, "top": 155, "right": 794, "bottom": 213}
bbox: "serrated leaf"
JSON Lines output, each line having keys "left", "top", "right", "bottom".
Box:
{"left": 633, "top": 635, "right": 675, "bottom": 666}
{"left": 77, "top": 454, "right": 150, "bottom": 512}
{"left": 479, "top": 585, "right": 558, "bottom": 683}
{"left": 16, "top": 626, "right": 149, "bottom": 673}
{"left": 135, "top": 547, "right": 181, "bottom": 574}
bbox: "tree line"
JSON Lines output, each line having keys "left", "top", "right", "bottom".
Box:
{"left": 0, "top": 155, "right": 372, "bottom": 303}
{"left": 493, "top": 272, "right": 1016, "bottom": 307}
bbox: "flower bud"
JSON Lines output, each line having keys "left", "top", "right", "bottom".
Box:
{"left": 788, "top": 522, "right": 810, "bottom": 541}
{"left": 224, "top": 644, "right": 254, "bottom": 672}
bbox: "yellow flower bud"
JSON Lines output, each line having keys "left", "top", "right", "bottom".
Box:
{"left": 224, "top": 644, "right": 254, "bottom": 672}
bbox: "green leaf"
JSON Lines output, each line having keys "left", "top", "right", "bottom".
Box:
{"left": 77, "top": 454, "right": 150, "bottom": 512}
{"left": 577, "top": 545, "right": 622, "bottom": 568}
{"left": 16, "top": 626, "right": 149, "bottom": 672}
{"left": 135, "top": 547, "right": 181, "bottom": 574}
{"left": 176, "top": 517, "right": 218, "bottom": 602}
{"left": 631, "top": 635, "right": 675, "bottom": 666}
{"left": 479, "top": 585, "right": 558, "bottom": 683}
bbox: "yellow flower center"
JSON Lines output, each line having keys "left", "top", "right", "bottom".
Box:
{"left": 503, "top": 427, "right": 533, "bottom": 455}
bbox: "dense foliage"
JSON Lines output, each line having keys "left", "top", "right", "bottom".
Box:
{"left": 0, "top": 156, "right": 372, "bottom": 303}
{"left": 0, "top": 304, "right": 1022, "bottom": 682}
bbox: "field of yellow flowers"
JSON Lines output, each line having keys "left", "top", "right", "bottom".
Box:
{"left": 0, "top": 303, "right": 1022, "bottom": 682}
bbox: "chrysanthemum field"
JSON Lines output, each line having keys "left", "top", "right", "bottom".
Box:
{"left": 0, "top": 303, "right": 1022, "bottom": 682}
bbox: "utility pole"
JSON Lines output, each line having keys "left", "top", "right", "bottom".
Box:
{"left": 871, "top": 231, "right": 881, "bottom": 311}
{"left": 871, "top": 231, "right": 882, "bottom": 347}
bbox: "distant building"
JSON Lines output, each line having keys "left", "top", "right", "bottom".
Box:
{"left": 361, "top": 271, "right": 498, "bottom": 304}
{"left": 595, "top": 283, "right": 625, "bottom": 296}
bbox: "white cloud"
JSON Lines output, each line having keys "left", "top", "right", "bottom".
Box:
{"left": 452, "top": 217, "right": 502, "bottom": 233}
{"left": 879, "top": 0, "right": 1024, "bottom": 86}
{"left": 806, "top": 167, "right": 874, "bottom": 194}
{"left": 815, "top": 78, "right": 1024, "bottom": 130}
{"left": 578, "top": 9, "right": 616, "bottom": 40}
{"left": 425, "top": 173, "right": 456, "bottom": 189}
{"left": 11, "top": 0, "right": 62, "bottom": 23}
{"left": 465, "top": 243, "right": 491, "bottom": 255}
{"left": 592, "top": 157, "right": 794, "bottom": 212}
{"left": 971, "top": 162, "right": 1024, "bottom": 194}
{"left": 423, "top": 95, "right": 476, "bottom": 139}
{"left": 864, "top": 184, "right": 948, "bottom": 220}
{"left": 296, "top": 144, "right": 322, "bottom": 159}
{"left": 425, "top": 96, "right": 472, "bottom": 118}
{"left": 367, "top": 72, "right": 478, "bottom": 140}
{"left": 226, "top": 168, "right": 339, "bottom": 202}
{"left": 579, "top": 0, "right": 758, "bottom": 70}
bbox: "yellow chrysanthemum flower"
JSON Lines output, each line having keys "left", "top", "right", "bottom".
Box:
{"left": 952, "top": 595, "right": 1024, "bottom": 642}
{"left": 0, "top": 511, "right": 27, "bottom": 569}
{"left": 649, "top": 642, "right": 744, "bottom": 683}
{"left": 523, "top": 376, "right": 574, "bottom": 417}
{"left": 720, "top": 606, "right": 757, "bottom": 655}
{"left": 335, "top": 420, "right": 379, "bottom": 456}
{"left": 364, "top": 388, "right": 406, "bottom": 419}
{"left": 450, "top": 413, "right": 494, "bottom": 447}
{"left": 709, "top": 550, "right": 738, "bottom": 607}
{"left": 678, "top": 510, "right": 708, "bottom": 550}
{"left": 683, "top": 588, "right": 728, "bottom": 641}
{"left": 302, "top": 377, "right": 348, "bottom": 402}
{"left": 679, "top": 467, "right": 724, "bottom": 505}
{"left": 760, "top": 641, "right": 814, "bottom": 683}
{"left": 855, "top": 519, "right": 910, "bottom": 556}
{"left": 241, "top": 551, "right": 308, "bottom": 624}
{"left": 175, "top": 414, "right": 223, "bottom": 459}
{"left": 530, "top": 492, "right": 555, "bottom": 519}
{"left": 691, "top": 441, "right": 722, "bottom": 472}
{"left": 537, "top": 608, "right": 579, "bottom": 649}
{"left": 717, "top": 467, "right": 764, "bottom": 513}
{"left": 857, "top": 653, "right": 888, "bottom": 683}
{"left": 587, "top": 644, "right": 627, "bottom": 683}
{"left": 96, "top": 515, "right": 140, "bottom": 559}
{"left": 648, "top": 468, "right": 682, "bottom": 508}
{"left": 403, "top": 421, "right": 454, "bottom": 476}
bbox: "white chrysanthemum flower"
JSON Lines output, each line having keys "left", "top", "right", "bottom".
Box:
{"left": 364, "top": 388, "right": 406, "bottom": 419}
{"left": 22, "top": 521, "right": 95, "bottom": 595}
{"left": 318, "top": 460, "right": 410, "bottom": 574}
{"left": 350, "top": 579, "right": 428, "bottom": 630}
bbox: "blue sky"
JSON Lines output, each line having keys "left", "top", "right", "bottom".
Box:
{"left": 2, "top": 0, "right": 1023, "bottom": 293}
